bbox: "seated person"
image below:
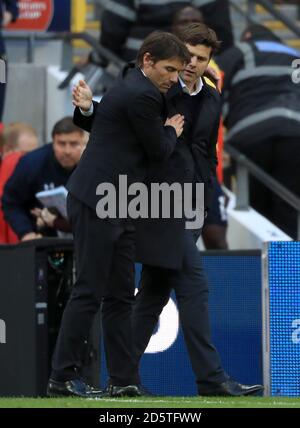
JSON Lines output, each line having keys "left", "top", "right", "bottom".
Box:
{"left": 2, "top": 117, "right": 87, "bottom": 241}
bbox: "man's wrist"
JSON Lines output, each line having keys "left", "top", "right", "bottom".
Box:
{"left": 80, "top": 103, "right": 94, "bottom": 116}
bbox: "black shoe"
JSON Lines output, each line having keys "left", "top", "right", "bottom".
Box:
{"left": 47, "top": 378, "right": 103, "bottom": 398}
{"left": 199, "top": 379, "right": 264, "bottom": 397}
{"left": 136, "top": 383, "right": 156, "bottom": 397}
{"left": 104, "top": 384, "right": 153, "bottom": 397}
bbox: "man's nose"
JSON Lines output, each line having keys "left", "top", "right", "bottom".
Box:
{"left": 189, "top": 56, "right": 197, "bottom": 67}
{"left": 63, "top": 145, "right": 72, "bottom": 155}
{"left": 170, "top": 71, "right": 179, "bottom": 83}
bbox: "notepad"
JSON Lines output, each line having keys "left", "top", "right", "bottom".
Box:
{"left": 35, "top": 186, "right": 68, "bottom": 219}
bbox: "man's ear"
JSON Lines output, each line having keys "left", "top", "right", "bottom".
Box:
{"left": 143, "top": 52, "right": 154, "bottom": 68}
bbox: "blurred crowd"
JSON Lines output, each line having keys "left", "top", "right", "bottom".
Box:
{"left": 1, "top": 0, "right": 300, "bottom": 245}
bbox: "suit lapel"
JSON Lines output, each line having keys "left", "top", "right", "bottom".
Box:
{"left": 164, "top": 82, "right": 183, "bottom": 116}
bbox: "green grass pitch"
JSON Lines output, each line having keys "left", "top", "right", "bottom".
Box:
{"left": 0, "top": 396, "right": 300, "bottom": 408}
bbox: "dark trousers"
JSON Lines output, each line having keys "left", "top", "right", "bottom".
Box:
{"left": 51, "top": 193, "right": 139, "bottom": 386}
{"left": 133, "top": 229, "right": 227, "bottom": 389}
{"left": 243, "top": 137, "right": 300, "bottom": 239}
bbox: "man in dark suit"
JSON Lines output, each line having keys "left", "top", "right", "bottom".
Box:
{"left": 47, "top": 32, "right": 190, "bottom": 398}
{"left": 73, "top": 24, "right": 263, "bottom": 397}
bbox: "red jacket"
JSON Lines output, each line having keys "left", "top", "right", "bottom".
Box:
{"left": 0, "top": 151, "right": 23, "bottom": 244}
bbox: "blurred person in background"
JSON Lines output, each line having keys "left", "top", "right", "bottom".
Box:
{"left": 98, "top": 0, "right": 233, "bottom": 62}
{"left": 217, "top": 24, "right": 300, "bottom": 239}
{"left": 0, "top": 122, "right": 39, "bottom": 243}
{"left": 0, "top": 1, "right": 19, "bottom": 123}
{"left": 2, "top": 117, "right": 86, "bottom": 241}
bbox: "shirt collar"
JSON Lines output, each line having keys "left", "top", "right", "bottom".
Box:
{"left": 179, "top": 76, "right": 203, "bottom": 96}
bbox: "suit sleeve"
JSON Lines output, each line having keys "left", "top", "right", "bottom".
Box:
{"left": 4, "top": 0, "right": 19, "bottom": 21}
{"left": 2, "top": 157, "right": 37, "bottom": 238}
{"left": 73, "top": 101, "right": 99, "bottom": 133}
{"left": 190, "top": 90, "right": 221, "bottom": 177}
{"left": 127, "top": 91, "right": 178, "bottom": 161}
{"left": 100, "top": 0, "right": 137, "bottom": 56}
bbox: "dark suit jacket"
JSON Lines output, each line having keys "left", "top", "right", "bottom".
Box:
{"left": 135, "top": 80, "right": 221, "bottom": 268}
{"left": 74, "top": 77, "right": 220, "bottom": 269}
{"left": 69, "top": 64, "right": 177, "bottom": 211}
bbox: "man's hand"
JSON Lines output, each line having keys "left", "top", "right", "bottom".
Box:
{"left": 165, "top": 114, "right": 185, "bottom": 138}
{"left": 31, "top": 207, "right": 57, "bottom": 229}
{"left": 21, "top": 232, "right": 43, "bottom": 241}
{"left": 204, "top": 66, "right": 222, "bottom": 91}
{"left": 72, "top": 80, "right": 93, "bottom": 111}
{"left": 3, "top": 11, "right": 13, "bottom": 27}
{"left": 40, "top": 208, "right": 57, "bottom": 228}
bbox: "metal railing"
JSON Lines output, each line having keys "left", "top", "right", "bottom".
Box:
{"left": 252, "top": 0, "right": 300, "bottom": 38}
{"left": 226, "top": 144, "right": 300, "bottom": 240}
{"left": 2, "top": 30, "right": 125, "bottom": 70}
{"left": 229, "top": 0, "right": 300, "bottom": 39}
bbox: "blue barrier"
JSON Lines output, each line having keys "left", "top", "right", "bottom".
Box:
{"left": 263, "top": 242, "right": 300, "bottom": 397}
{"left": 101, "top": 251, "right": 263, "bottom": 396}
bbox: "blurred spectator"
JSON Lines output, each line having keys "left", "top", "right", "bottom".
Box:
{"left": 217, "top": 24, "right": 300, "bottom": 239}
{"left": 99, "top": 0, "right": 233, "bottom": 61}
{"left": 2, "top": 117, "right": 86, "bottom": 241}
{"left": 172, "top": 6, "right": 204, "bottom": 34}
{"left": 0, "top": 1, "right": 19, "bottom": 123}
{"left": 0, "top": 122, "right": 39, "bottom": 244}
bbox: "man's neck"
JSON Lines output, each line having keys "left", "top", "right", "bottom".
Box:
{"left": 180, "top": 75, "right": 203, "bottom": 95}
{"left": 185, "top": 80, "right": 197, "bottom": 93}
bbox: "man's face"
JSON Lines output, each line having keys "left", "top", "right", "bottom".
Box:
{"left": 53, "top": 131, "right": 86, "bottom": 170}
{"left": 180, "top": 43, "right": 212, "bottom": 86}
{"left": 143, "top": 54, "right": 186, "bottom": 93}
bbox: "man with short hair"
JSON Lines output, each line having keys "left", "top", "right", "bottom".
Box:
{"left": 47, "top": 32, "right": 190, "bottom": 398}
{"left": 74, "top": 23, "right": 263, "bottom": 397}
{"left": 135, "top": 23, "right": 262, "bottom": 397}
{"left": 2, "top": 117, "right": 86, "bottom": 241}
